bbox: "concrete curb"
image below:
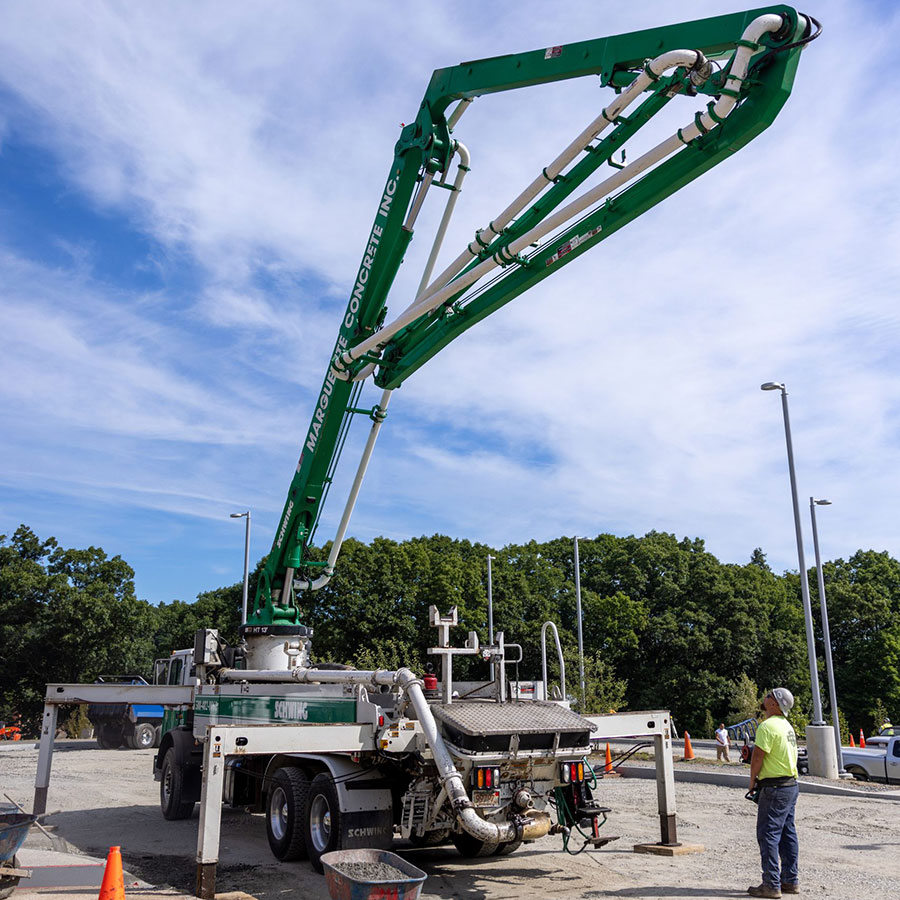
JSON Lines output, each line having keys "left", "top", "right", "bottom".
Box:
{"left": 615, "top": 764, "right": 900, "bottom": 801}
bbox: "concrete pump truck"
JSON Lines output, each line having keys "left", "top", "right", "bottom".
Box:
{"left": 34, "top": 8, "right": 817, "bottom": 896}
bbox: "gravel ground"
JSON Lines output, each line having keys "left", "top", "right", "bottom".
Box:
{"left": 4, "top": 739, "right": 899, "bottom": 899}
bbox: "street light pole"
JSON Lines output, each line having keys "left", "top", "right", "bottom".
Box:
{"left": 487, "top": 554, "right": 495, "bottom": 680}
{"left": 230, "top": 511, "right": 251, "bottom": 626}
{"left": 760, "top": 382, "right": 825, "bottom": 725}
{"left": 810, "top": 497, "right": 846, "bottom": 773}
{"left": 574, "top": 536, "right": 586, "bottom": 712}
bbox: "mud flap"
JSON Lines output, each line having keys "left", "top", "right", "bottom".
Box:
{"left": 340, "top": 808, "right": 394, "bottom": 850}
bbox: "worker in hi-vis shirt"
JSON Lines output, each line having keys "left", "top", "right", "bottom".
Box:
{"left": 747, "top": 687, "right": 799, "bottom": 899}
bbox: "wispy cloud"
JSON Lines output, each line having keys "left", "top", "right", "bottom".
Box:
{"left": 1, "top": 1, "right": 898, "bottom": 603}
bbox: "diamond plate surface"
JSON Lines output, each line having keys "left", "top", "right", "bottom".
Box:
{"left": 430, "top": 701, "right": 593, "bottom": 736}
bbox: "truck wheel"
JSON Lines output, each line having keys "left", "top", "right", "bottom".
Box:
{"left": 154, "top": 726, "right": 162, "bottom": 748}
{"left": 452, "top": 830, "right": 499, "bottom": 858}
{"left": 305, "top": 773, "right": 344, "bottom": 872}
{"left": 131, "top": 723, "right": 157, "bottom": 750}
{"left": 266, "top": 767, "right": 309, "bottom": 861}
{"left": 160, "top": 747, "right": 196, "bottom": 820}
{"left": 97, "top": 725, "right": 123, "bottom": 749}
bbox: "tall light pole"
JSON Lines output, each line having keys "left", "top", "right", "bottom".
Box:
{"left": 230, "top": 511, "right": 251, "bottom": 625}
{"left": 574, "top": 537, "right": 586, "bottom": 712}
{"left": 760, "top": 382, "right": 824, "bottom": 726}
{"left": 810, "top": 497, "right": 846, "bottom": 773}
{"left": 487, "top": 554, "right": 495, "bottom": 680}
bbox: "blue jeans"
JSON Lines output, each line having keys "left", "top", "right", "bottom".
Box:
{"left": 756, "top": 782, "right": 799, "bottom": 887}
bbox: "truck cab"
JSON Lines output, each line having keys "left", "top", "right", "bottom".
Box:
{"left": 842, "top": 735, "right": 900, "bottom": 784}
{"left": 153, "top": 649, "right": 197, "bottom": 688}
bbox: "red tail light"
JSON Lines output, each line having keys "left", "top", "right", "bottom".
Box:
{"left": 475, "top": 766, "right": 501, "bottom": 789}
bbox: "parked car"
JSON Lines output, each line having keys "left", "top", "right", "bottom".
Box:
{"left": 841, "top": 735, "right": 900, "bottom": 783}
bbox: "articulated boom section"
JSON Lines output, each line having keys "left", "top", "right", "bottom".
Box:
{"left": 251, "top": 5, "right": 815, "bottom": 627}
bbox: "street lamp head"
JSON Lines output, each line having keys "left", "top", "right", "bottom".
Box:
{"left": 760, "top": 381, "right": 785, "bottom": 392}
{"left": 813, "top": 499, "right": 832, "bottom": 506}
{"left": 230, "top": 511, "right": 249, "bottom": 518}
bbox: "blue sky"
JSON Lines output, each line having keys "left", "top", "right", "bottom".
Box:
{"left": 2, "top": 1, "right": 899, "bottom": 605}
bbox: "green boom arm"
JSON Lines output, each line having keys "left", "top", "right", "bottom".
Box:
{"left": 250, "top": 5, "right": 815, "bottom": 626}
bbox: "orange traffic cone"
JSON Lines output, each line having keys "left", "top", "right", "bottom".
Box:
{"left": 98, "top": 846, "right": 125, "bottom": 900}
{"left": 849, "top": 733, "right": 855, "bottom": 747}
{"left": 682, "top": 731, "right": 695, "bottom": 761}
{"left": 605, "top": 742, "right": 613, "bottom": 774}
{"left": 860, "top": 730, "right": 866, "bottom": 748}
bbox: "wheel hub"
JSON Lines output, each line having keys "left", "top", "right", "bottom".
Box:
{"left": 269, "top": 787, "right": 288, "bottom": 841}
{"left": 310, "top": 795, "right": 332, "bottom": 852}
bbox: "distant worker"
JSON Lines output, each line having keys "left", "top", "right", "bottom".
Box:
{"left": 747, "top": 687, "right": 799, "bottom": 899}
{"left": 715, "top": 723, "right": 731, "bottom": 762}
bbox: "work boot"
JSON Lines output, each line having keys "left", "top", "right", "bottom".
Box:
{"left": 748, "top": 885, "right": 782, "bottom": 899}
{"left": 781, "top": 884, "right": 800, "bottom": 894}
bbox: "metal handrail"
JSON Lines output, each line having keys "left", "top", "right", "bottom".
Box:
{"left": 540, "top": 621, "right": 566, "bottom": 702}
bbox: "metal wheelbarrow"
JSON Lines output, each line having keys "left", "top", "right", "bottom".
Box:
{"left": 0, "top": 812, "right": 36, "bottom": 899}
{"left": 320, "top": 849, "right": 427, "bottom": 900}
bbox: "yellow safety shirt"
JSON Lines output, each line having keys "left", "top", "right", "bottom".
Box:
{"left": 756, "top": 715, "right": 798, "bottom": 780}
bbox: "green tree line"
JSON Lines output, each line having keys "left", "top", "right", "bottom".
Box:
{"left": 2, "top": 525, "right": 898, "bottom": 739}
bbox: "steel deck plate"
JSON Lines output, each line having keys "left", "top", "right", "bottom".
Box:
{"left": 430, "top": 701, "right": 593, "bottom": 737}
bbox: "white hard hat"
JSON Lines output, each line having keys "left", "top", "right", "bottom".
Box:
{"left": 771, "top": 687, "right": 794, "bottom": 716}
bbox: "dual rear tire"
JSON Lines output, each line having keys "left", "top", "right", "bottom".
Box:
{"left": 266, "top": 768, "right": 309, "bottom": 861}
{"left": 265, "top": 767, "right": 523, "bottom": 867}
{"left": 265, "top": 768, "right": 343, "bottom": 873}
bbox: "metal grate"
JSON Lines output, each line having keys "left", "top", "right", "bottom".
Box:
{"left": 430, "top": 701, "right": 594, "bottom": 737}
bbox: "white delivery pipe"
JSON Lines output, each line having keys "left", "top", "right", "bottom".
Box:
{"left": 416, "top": 142, "right": 471, "bottom": 300}
{"left": 293, "top": 389, "right": 392, "bottom": 592}
{"left": 301, "top": 147, "right": 471, "bottom": 582}
{"left": 218, "top": 664, "right": 547, "bottom": 844}
{"left": 447, "top": 98, "right": 473, "bottom": 133}
{"left": 404, "top": 171, "right": 435, "bottom": 232}
{"left": 333, "top": 15, "right": 785, "bottom": 378}
{"left": 348, "top": 143, "right": 473, "bottom": 386}
{"left": 331, "top": 49, "right": 700, "bottom": 383}
{"left": 443, "top": 49, "right": 707, "bottom": 289}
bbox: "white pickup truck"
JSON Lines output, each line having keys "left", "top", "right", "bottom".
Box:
{"left": 842, "top": 735, "right": 900, "bottom": 784}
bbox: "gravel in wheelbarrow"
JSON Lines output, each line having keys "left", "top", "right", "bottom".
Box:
{"left": 321, "top": 849, "right": 427, "bottom": 900}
